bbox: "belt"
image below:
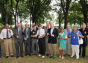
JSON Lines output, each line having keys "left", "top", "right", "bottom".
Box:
{"left": 32, "top": 37, "right": 37, "bottom": 39}
{"left": 4, "top": 37, "right": 12, "bottom": 39}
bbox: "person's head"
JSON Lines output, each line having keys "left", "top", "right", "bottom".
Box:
{"left": 25, "top": 24, "right": 29, "bottom": 28}
{"left": 5, "top": 24, "right": 9, "bottom": 29}
{"left": 66, "top": 24, "right": 70, "bottom": 29}
{"left": 33, "top": 25, "right": 36, "bottom": 31}
{"left": 60, "top": 28, "right": 64, "bottom": 33}
{"left": 50, "top": 22, "right": 54, "bottom": 28}
{"left": 73, "top": 25, "right": 78, "bottom": 32}
{"left": 38, "top": 25, "right": 42, "bottom": 30}
{"left": 46, "top": 21, "right": 50, "bottom": 26}
{"left": 82, "top": 23, "right": 86, "bottom": 29}
{"left": 32, "top": 23, "right": 35, "bottom": 27}
{"left": 18, "top": 23, "right": 21, "bottom": 28}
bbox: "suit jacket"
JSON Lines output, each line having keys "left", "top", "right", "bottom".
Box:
{"left": 49, "top": 28, "right": 58, "bottom": 44}
{"left": 24, "top": 28, "right": 30, "bottom": 39}
{"left": 79, "top": 28, "right": 88, "bottom": 46}
{"left": 14, "top": 27, "right": 23, "bottom": 40}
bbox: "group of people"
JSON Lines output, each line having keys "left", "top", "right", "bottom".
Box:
{"left": 0, "top": 21, "right": 88, "bottom": 60}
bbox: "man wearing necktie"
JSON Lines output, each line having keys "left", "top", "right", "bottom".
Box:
{"left": 23, "top": 24, "right": 31, "bottom": 56}
{"left": 1, "top": 24, "right": 14, "bottom": 58}
{"left": 14, "top": 23, "right": 23, "bottom": 58}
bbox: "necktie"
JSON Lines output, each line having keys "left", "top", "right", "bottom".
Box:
{"left": 7, "top": 29, "right": 9, "bottom": 38}
{"left": 26, "top": 28, "right": 28, "bottom": 38}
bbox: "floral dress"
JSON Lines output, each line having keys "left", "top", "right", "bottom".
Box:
{"left": 58, "top": 32, "right": 67, "bottom": 50}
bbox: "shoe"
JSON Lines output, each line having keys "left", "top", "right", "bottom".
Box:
{"left": 29, "top": 54, "right": 31, "bottom": 56}
{"left": 46, "top": 54, "right": 49, "bottom": 56}
{"left": 0, "top": 56, "right": 1, "bottom": 58}
{"left": 21, "top": 55, "right": 24, "bottom": 57}
{"left": 42, "top": 56, "right": 45, "bottom": 58}
{"left": 39, "top": 54, "right": 41, "bottom": 57}
{"left": 76, "top": 57, "right": 79, "bottom": 60}
{"left": 49, "top": 56, "right": 53, "bottom": 58}
{"left": 59, "top": 55, "right": 61, "bottom": 58}
{"left": 6, "top": 56, "right": 9, "bottom": 58}
{"left": 71, "top": 55, "right": 74, "bottom": 58}
{"left": 62, "top": 56, "right": 64, "bottom": 59}
{"left": 16, "top": 56, "right": 19, "bottom": 58}
{"left": 52, "top": 56, "right": 55, "bottom": 59}
{"left": 11, "top": 55, "right": 14, "bottom": 57}
{"left": 25, "top": 54, "right": 27, "bottom": 56}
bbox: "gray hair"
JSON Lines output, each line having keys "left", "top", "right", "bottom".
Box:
{"left": 73, "top": 25, "right": 78, "bottom": 28}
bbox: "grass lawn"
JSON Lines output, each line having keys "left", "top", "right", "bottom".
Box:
{"left": 0, "top": 38, "right": 88, "bottom": 63}
{"left": 0, "top": 46, "right": 88, "bottom": 63}
{"left": 0, "top": 55, "right": 88, "bottom": 63}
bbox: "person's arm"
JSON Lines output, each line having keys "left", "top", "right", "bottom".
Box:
{"left": 77, "top": 31, "right": 84, "bottom": 38}
{"left": 10, "top": 30, "right": 13, "bottom": 37}
{"left": 62, "top": 34, "right": 67, "bottom": 40}
{"left": 52, "top": 29, "right": 58, "bottom": 38}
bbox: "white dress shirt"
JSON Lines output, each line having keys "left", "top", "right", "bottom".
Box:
{"left": 0, "top": 34, "right": 2, "bottom": 39}
{"left": 50, "top": 28, "right": 54, "bottom": 35}
{"left": 37, "top": 28, "right": 45, "bottom": 37}
{"left": 0, "top": 28, "right": 13, "bottom": 39}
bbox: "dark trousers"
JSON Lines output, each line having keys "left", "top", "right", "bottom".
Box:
{"left": 79, "top": 44, "right": 86, "bottom": 57}
{"left": 32, "top": 38, "right": 38, "bottom": 54}
{"left": 0, "top": 44, "right": 1, "bottom": 57}
{"left": 24, "top": 38, "right": 31, "bottom": 55}
{"left": 38, "top": 38, "right": 46, "bottom": 56}
{"left": 15, "top": 39, "right": 23, "bottom": 57}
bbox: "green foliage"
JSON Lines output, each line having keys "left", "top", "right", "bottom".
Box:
{"left": 26, "top": 0, "right": 51, "bottom": 24}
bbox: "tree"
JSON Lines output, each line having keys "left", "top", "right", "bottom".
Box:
{"left": 59, "top": 0, "right": 71, "bottom": 28}
{"left": 26, "top": 0, "right": 51, "bottom": 25}
{"left": 79, "top": 0, "right": 88, "bottom": 25}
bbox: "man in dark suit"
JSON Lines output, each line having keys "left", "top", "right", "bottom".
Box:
{"left": 48, "top": 22, "right": 58, "bottom": 59}
{"left": 79, "top": 23, "right": 88, "bottom": 58}
{"left": 23, "top": 24, "right": 31, "bottom": 56}
{"left": 14, "top": 23, "right": 23, "bottom": 58}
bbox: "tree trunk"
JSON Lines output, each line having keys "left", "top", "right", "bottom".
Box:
{"left": 64, "top": 12, "right": 68, "bottom": 29}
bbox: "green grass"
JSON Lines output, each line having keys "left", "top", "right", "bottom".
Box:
{"left": 0, "top": 55, "right": 88, "bottom": 63}
{"left": 0, "top": 46, "right": 88, "bottom": 63}
{"left": 0, "top": 39, "right": 88, "bottom": 63}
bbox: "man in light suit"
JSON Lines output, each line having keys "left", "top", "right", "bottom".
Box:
{"left": 1, "top": 24, "right": 14, "bottom": 58}
{"left": 14, "top": 23, "right": 23, "bottom": 58}
{"left": 23, "top": 24, "right": 31, "bottom": 56}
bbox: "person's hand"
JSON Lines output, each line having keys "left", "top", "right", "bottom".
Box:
{"left": 37, "top": 40, "right": 38, "bottom": 43}
{"left": 51, "top": 34, "right": 54, "bottom": 37}
{"left": 24, "top": 38, "right": 27, "bottom": 40}
{"left": 2, "top": 39, "right": 4, "bottom": 42}
{"left": 47, "top": 33, "right": 49, "bottom": 35}
{"left": 33, "top": 35, "right": 37, "bottom": 38}
{"left": 16, "top": 36, "right": 19, "bottom": 38}
{"left": 87, "top": 35, "right": 88, "bottom": 38}
{"left": 76, "top": 33, "right": 80, "bottom": 36}
{"left": 59, "top": 37, "right": 62, "bottom": 39}
{"left": 31, "top": 35, "right": 34, "bottom": 37}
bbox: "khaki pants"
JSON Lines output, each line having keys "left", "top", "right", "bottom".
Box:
{"left": 72, "top": 45, "right": 79, "bottom": 59}
{"left": 66, "top": 38, "right": 71, "bottom": 55}
{"left": 45, "top": 37, "right": 49, "bottom": 54}
{"left": 48, "top": 43, "right": 56, "bottom": 57}
{"left": 4, "top": 39, "right": 13, "bottom": 56}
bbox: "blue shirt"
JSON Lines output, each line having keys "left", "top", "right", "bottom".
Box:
{"left": 67, "top": 29, "right": 71, "bottom": 37}
{"left": 71, "top": 30, "right": 82, "bottom": 45}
